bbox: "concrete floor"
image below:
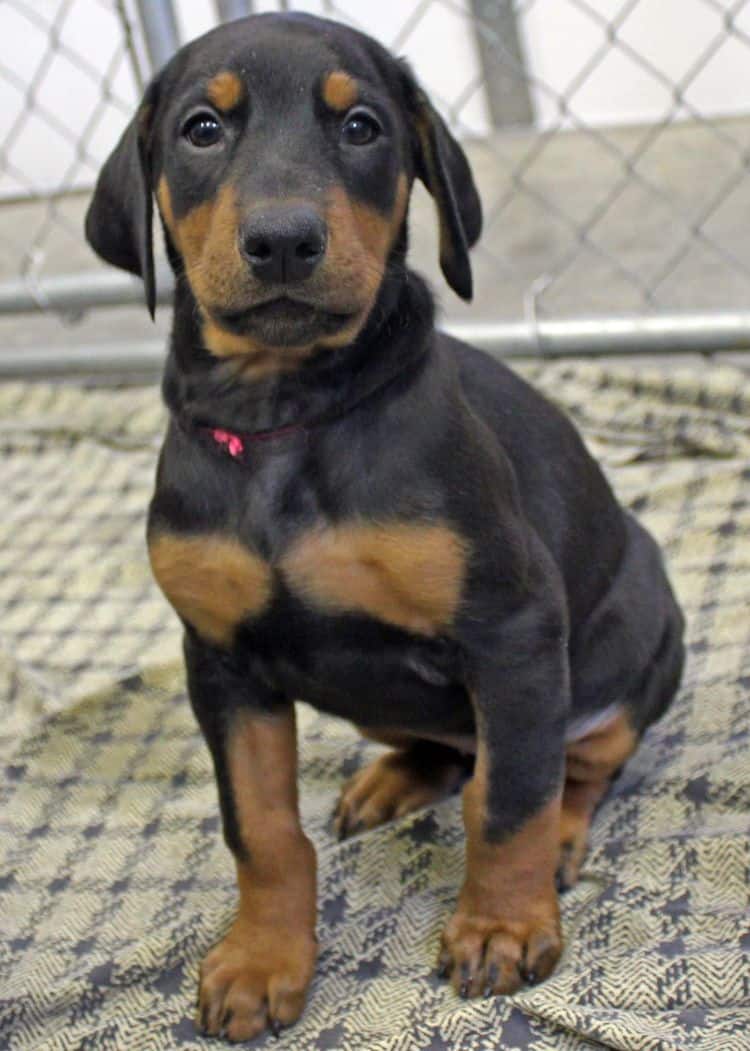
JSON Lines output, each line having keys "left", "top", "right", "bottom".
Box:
{"left": 1, "top": 116, "right": 749, "bottom": 364}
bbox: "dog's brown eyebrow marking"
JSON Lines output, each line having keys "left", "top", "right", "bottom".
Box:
{"left": 148, "top": 532, "right": 272, "bottom": 646}
{"left": 207, "top": 70, "right": 244, "bottom": 112}
{"left": 321, "top": 71, "right": 358, "bottom": 112}
{"left": 282, "top": 521, "right": 468, "bottom": 635}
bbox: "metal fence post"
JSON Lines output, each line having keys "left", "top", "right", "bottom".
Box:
{"left": 469, "top": 0, "right": 533, "bottom": 128}
{"left": 216, "top": 0, "right": 253, "bottom": 21}
{"left": 135, "top": 0, "right": 180, "bottom": 73}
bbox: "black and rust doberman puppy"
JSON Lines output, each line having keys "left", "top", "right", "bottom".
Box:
{"left": 85, "top": 11, "right": 685, "bottom": 1043}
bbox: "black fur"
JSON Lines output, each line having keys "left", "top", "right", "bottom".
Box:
{"left": 85, "top": 10, "right": 685, "bottom": 1023}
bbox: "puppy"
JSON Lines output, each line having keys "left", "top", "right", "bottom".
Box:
{"left": 85, "top": 12, "right": 685, "bottom": 1042}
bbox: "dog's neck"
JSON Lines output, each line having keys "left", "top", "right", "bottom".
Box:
{"left": 162, "top": 265, "right": 436, "bottom": 437}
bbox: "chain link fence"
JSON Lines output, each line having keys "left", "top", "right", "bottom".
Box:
{"left": 0, "top": 0, "right": 145, "bottom": 310}
{"left": 1, "top": 0, "right": 750, "bottom": 365}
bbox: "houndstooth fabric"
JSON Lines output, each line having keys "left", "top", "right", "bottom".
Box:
{"left": 1, "top": 360, "right": 749, "bottom": 1050}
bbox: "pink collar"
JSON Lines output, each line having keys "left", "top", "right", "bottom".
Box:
{"left": 210, "top": 428, "right": 244, "bottom": 458}
{"left": 184, "top": 348, "right": 428, "bottom": 463}
{"left": 203, "top": 421, "right": 304, "bottom": 461}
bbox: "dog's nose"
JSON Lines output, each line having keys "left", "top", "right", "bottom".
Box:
{"left": 239, "top": 206, "right": 327, "bottom": 284}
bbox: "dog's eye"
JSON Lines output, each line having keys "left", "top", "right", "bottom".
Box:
{"left": 341, "top": 110, "right": 381, "bottom": 146}
{"left": 182, "top": 112, "right": 223, "bottom": 148}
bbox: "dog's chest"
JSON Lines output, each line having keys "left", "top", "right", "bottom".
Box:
{"left": 149, "top": 517, "right": 468, "bottom": 648}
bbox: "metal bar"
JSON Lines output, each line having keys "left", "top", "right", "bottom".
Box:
{"left": 1, "top": 270, "right": 749, "bottom": 356}
{"left": 450, "top": 313, "right": 750, "bottom": 356}
{"left": 117, "top": 0, "right": 149, "bottom": 91}
{"left": 469, "top": 0, "right": 534, "bottom": 127}
{"left": 135, "top": 0, "right": 180, "bottom": 73}
{"left": 2, "top": 314, "right": 750, "bottom": 380}
{"left": 0, "top": 267, "right": 174, "bottom": 315}
{"left": 215, "top": 0, "right": 253, "bottom": 21}
{"left": 0, "top": 341, "right": 167, "bottom": 378}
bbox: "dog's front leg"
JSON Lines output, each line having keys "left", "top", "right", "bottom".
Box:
{"left": 440, "top": 607, "right": 568, "bottom": 998}
{"left": 185, "top": 635, "right": 317, "bottom": 1042}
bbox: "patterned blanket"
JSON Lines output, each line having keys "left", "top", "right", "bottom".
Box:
{"left": 1, "top": 360, "right": 749, "bottom": 1050}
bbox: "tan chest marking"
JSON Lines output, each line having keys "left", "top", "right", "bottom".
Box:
{"left": 282, "top": 522, "right": 468, "bottom": 635}
{"left": 148, "top": 533, "right": 272, "bottom": 646}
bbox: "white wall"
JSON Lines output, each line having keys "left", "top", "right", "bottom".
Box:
{"left": 0, "top": 0, "right": 140, "bottom": 198}
{"left": 521, "top": 0, "right": 750, "bottom": 130}
{"left": 2, "top": 0, "right": 749, "bottom": 199}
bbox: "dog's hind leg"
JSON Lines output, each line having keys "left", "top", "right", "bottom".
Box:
{"left": 335, "top": 733, "right": 472, "bottom": 840}
{"left": 559, "top": 605, "right": 685, "bottom": 890}
{"left": 557, "top": 708, "right": 638, "bottom": 890}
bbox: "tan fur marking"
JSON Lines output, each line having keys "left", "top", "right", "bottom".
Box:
{"left": 335, "top": 737, "right": 467, "bottom": 838}
{"left": 228, "top": 707, "right": 310, "bottom": 858}
{"left": 322, "top": 187, "right": 388, "bottom": 325}
{"left": 148, "top": 533, "right": 271, "bottom": 646}
{"left": 462, "top": 745, "right": 561, "bottom": 918}
{"left": 318, "top": 174, "right": 409, "bottom": 347}
{"left": 440, "top": 743, "right": 562, "bottom": 994}
{"left": 199, "top": 707, "right": 317, "bottom": 1039}
{"left": 564, "top": 707, "right": 637, "bottom": 784}
{"left": 174, "top": 184, "right": 245, "bottom": 308}
{"left": 415, "top": 114, "right": 455, "bottom": 270}
{"left": 207, "top": 70, "right": 244, "bottom": 112}
{"left": 557, "top": 708, "right": 638, "bottom": 887}
{"left": 322, "top": 71, "right": 358, "bottom": 111}
{"left": 174, "top": 186, "right": 337, "bottom": 369}
{"left": 350, "top": 201, "right": 391, "bottom": 259}
{"left": 156, "top": 175, "right": 175, "bottom": 235}
{"left": 393, "top": 171, "right": 410, "bottom": 232}
{"left": 201, "top": 319, "right": 261, "bottom": 358}
{"left": 201, "top": 318, "right": 314, "bottom": 378}
{"left": 163, "top": 167, "right": 410, "bottom": 372}
{"left": 282, "top": 522, "right": 467, "bottom": 635}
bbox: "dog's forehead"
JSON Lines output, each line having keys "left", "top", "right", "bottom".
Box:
{"left": 173, "top": 14, "right": 392, "bottom": 108}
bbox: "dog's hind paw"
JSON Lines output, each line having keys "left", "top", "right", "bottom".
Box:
{"left": 334, "top": 745, "right": 466, "bottom": 840}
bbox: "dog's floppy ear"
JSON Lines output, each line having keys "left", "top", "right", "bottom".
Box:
{"left": 85, "top": 78, "right": 160, "bottom": 317}
{"left": 399, "top": 63, "right": 482, "bottom": 300}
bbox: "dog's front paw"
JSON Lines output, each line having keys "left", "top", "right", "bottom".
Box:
{"left": 197, "top": 921, "right": 317, "bottom": 1042}
{"left": 437, "top": 901, "right": 561, "bottom": 999}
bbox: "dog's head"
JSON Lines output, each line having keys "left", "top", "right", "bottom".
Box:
{"left": 85, "top": 13, "right": 481, "bottom": 369}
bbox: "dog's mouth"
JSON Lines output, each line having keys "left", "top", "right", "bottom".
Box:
{"left": 214, "top": 296, "right": 358, "bottom": 347}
